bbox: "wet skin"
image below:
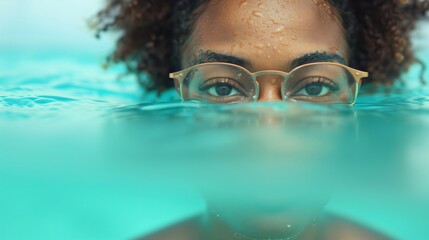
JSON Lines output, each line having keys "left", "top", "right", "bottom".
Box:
{"left": 180, "top": 0, "right": 349, "bottom": 102}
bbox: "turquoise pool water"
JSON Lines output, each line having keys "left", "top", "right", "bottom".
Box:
{"left": 1, "top": 51, "right": 429, "bottom": 239}
{"left": 1, "top": 4, "right": 429, "bottom": 239}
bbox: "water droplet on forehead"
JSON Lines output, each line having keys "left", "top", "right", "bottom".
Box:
{"left": 272, "top": 25, "right": 285, "bottom": 34}
{"left": 252, "top": 11, "right": 263, "bottom": 18}
{"left": 271, "top": 19, "right": 279, "bottom": 24}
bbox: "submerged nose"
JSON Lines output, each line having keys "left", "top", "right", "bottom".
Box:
{"left": 257, "top": 75, "right": 284, "bottom": 102}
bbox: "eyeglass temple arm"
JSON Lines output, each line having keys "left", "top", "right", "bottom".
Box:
{"left": 169, "top": 72, "right": 186, "bottom": 99}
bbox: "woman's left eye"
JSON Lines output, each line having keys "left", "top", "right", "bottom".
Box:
{"left": 297, "top": 82, "right": 331, "bottom": 96}
{"left": 207, "top": 83, "right": 240, "bottom": 97}
{"left": 294, "top": 76, "right": 339, "bottom": 97}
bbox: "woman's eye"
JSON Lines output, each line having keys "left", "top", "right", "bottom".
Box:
{"left": 300, "top": 83, "right": 329, "bottom": 96}
{"left": 196, "top": 77, "right": 255, "bottom": 103}
{"left": 199, "top": 78, "right": 245, "bottom": 98}
{"left": 295, "top": 78, "right": 338, "bottom": 97}
{"left": 207, "top": 83, "right": 240, "bottom": 97}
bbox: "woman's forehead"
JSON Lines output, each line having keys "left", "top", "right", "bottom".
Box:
{"left": 182, "top": 0, "right": 348, "bottom": 70}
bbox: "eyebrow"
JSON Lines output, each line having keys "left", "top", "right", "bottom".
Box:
{"left": 191, "top": 50, "right": 346, "bottom": 70}
{"left": 290, "top": 51, "right": 346, "bottom": 69}
{"left": 192, "top": 50, "right": 247, "bottom": 67}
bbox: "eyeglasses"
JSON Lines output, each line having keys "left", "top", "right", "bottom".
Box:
{"left": 169, "top": 62, "right": 368, "bottom": 105}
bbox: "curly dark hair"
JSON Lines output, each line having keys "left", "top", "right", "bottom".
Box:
{"left": 93, "top": 0, "right": 429, "bottom": 93}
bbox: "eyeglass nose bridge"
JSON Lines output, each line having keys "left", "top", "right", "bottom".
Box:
{"left": 252, "top": 70, "right": 292, "bottom": 101}
{"left": 253, "top": 70, "right": 291, "bottom": 79}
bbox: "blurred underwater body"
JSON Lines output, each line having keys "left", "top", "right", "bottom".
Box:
{"left": 2, "top": 87, "right": 429, "bottom": 239}
{"left": 1, "top": 1, "right": 429, "bottom": 239}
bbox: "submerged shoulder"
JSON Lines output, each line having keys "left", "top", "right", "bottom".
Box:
{"left": 137, "top": 213, "right": 392, "bottom": 240}
{"left": 137, "top": 216, "right": 202, "bottom": 240}
{"left": 324, "top": 214, "right": 393, "bottom": 240}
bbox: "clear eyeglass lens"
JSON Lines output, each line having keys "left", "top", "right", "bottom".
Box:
{"left": 283, "top": 64, "right": 356, "bottom": 104}
{"left": 182, "top": 64, "right": 257, "bottom": 104}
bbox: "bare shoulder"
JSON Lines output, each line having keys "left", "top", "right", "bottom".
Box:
{"left": 136, "top": 213, "right": 392, "bottom": 240}
{"left": 323, "top": 214, "right": 393, "bottom": 240}
{"left": 137, "top": 216, "right": 202, "bottom": 240}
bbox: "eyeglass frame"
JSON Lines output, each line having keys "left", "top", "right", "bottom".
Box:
{"left": 169, "top": 62, "right": 369, "bottom": 105}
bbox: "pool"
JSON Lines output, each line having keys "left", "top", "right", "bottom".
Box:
{"left": 1, "top": 2, "right": 429, "bottom": 240}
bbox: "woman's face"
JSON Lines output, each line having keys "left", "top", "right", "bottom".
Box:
{"left": 180, "top": 0, "right": 349, "bottom": 102}
{"left": 179, "top": 0, "right": 348, "bottom": 238}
